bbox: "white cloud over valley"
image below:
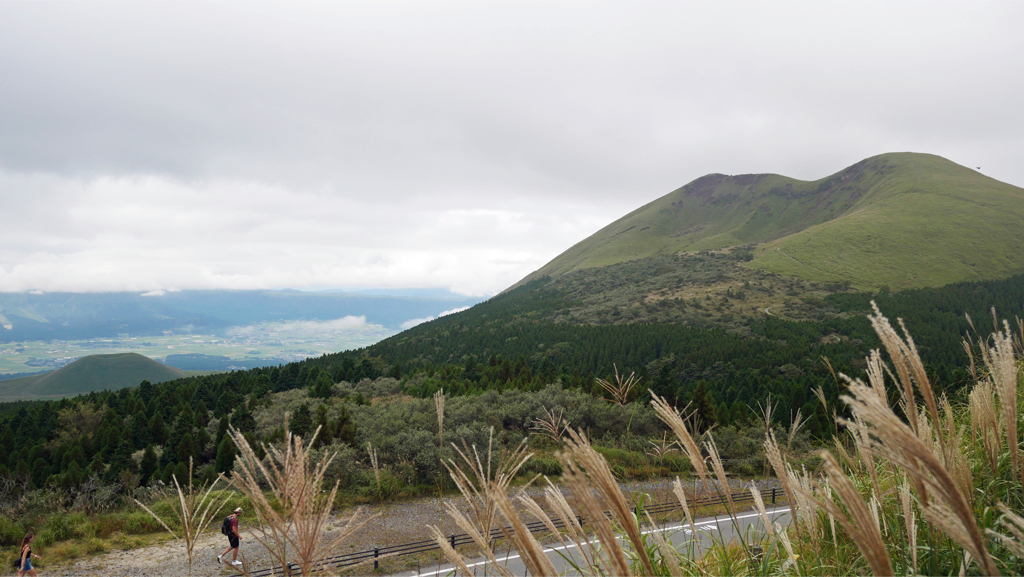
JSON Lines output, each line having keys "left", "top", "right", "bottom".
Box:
{"left": 227, "top": 316, "right": 369, "bottom": 337}
{"left": 399, "top": 306, "right": 472, "bottom": 330}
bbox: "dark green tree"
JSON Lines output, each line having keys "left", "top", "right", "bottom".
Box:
{"left": 177, "top": 433, "right": 196, "bottom": 464}
{"left": 63, "top": 461, "right": 83, "bottom": 488}
{"left": 216, "top": 416, "right": 230, "bottom": 444}
{"left": 215, "top": 436, "right": 235, "bottom": 474}
{"left": 334, "top": 404, "right": 357, "bottom": 446}
{"left": 104, "top": 435, "right": 137, "bottom": 483}
{"left": 689, "top": 380, "right": 718, "bottom": 433}
{"left": 291, "top": 404, "right": 312, "bottom": 438}
{"left": 161, "top": 462, "right": 176, "bottom": 483}
{"left": 172, "top": 461, "right": 189, "bottom": 485}
{"left": 140, "top": 445, "right": 158, "bottom": 485}
{"left": 230, "top": 406, "right": 256, "bottom": 434}
{"left": 315, "top": 404, "right": 331, "bottom": 446}
{"left": 310, "top": 372, "right": 333, "bottom": 399}
{"left": 149, "top": 414, "right": 169, "bottom": 446}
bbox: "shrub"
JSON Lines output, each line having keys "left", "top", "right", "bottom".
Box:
{"left": 37, "top": 512, "right": 95, "bottom": 546}
{"left": 84, "top": 536, "right": 108, "bottom": 554}
{"left": 522, "top": 455, "right": 562, "bottom": 476}
{"left": 122, "top": 510, "right": 164, "bottom": 535}
{"left": 0, "top": 515, "right": 24, "bottom": 546}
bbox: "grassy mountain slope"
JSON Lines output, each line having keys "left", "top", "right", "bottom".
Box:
{"left": 0, "top": 353, "right": 186, "bottom": 400}
{"left": 520, "top": 153, "right": 1024, "bottom": 290}
{"left": 751, "top": 154, "right": 1024, "bottom": 289}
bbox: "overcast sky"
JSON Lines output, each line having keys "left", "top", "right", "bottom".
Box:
{"left": 1, "top": 2, "right": 1021, "bottom": 296}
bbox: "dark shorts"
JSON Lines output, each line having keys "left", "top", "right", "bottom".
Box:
{"left": 21, "top": 557, "right": 32, "bottom": 571}
{"left": 228, "top": 534, "right": 239, "bottom": 549}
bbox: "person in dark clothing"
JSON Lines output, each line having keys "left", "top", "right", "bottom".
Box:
{"left": 18, "top": 533, "right": 40, "bottom": 576}
{"left": 217, "top": 508, "right": 243, "bottom": 567}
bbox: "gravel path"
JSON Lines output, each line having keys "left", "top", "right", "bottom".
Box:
{"left": 46, "top": 476, "right": 780, "bottom": 576}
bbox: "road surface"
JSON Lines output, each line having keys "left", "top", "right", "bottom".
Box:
{"left": 406, "top": 505, "right": 792, "bottom": 576}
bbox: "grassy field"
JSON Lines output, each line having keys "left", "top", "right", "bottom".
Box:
{"left": 517, "top": 152, "right": 1024, "bottom": 291}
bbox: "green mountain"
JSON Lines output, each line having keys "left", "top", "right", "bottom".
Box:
{"left": 521, "top": 153, "right": 1024, "bottom": 291}
{"left": 0, "top": 353, "right": 186, "bottom": 401}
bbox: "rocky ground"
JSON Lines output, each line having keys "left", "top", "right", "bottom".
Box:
{"left": 42, "top": 477, "right": 779, "bottom": 576}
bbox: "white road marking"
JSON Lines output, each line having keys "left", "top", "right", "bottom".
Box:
{"left": 413, "top": 507, "right": 790, "bottom": 576}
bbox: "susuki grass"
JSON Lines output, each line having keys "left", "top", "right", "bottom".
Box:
{"left": 224, "top": 416, "right": 375, "bottom": 576}
{"left": 131, "top": 457, "right": 230, "bottom": 577}
{"left": 425, "top": 303, "right": 1024, "bottom": 576}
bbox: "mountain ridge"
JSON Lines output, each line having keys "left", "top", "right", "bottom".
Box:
{"left": 517, "top": 152, "right": 1024, "bottom": 291}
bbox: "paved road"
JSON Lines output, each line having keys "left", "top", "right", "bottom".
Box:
{"left": 406, "top": 506, "right": 792, "bottom": 576}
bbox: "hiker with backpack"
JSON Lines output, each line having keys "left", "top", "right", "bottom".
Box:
{"left": 217, "top": 507, "right": 243, "bottom": 567}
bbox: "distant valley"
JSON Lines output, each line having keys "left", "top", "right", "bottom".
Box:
{"left": 0, "top": 289, "right": 482, "bottom": 396}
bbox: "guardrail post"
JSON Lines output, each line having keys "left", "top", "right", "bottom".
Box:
{"left": 450, "top": 535, "right": 456, "bottom": 549}
{"left": 577, "top": 515, "right": 583, "bottom": 527}
{"left": 374, "top": 547, "right": 379, "bottom": 570}
{"left": 771, "top": 488, "right": 776, "bottom": 504}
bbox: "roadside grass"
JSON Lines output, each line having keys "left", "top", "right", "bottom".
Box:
{"left": 426, "top": 305, "right": 1024, "bottom": 576}
{"left": 0, "top": 488, "right": 248, "bottom": 571}
{"left": 0, "top": 528, "right": 176, "bottom": 571}
{"left": 335, "top": 479, "right": 789, "bottom": 576}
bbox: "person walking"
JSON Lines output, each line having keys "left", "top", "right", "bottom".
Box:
{"left": 217, "top": 507, "right": 243, "bottom": 567}
{"left": 18, "top": 533, "right": 40, "bottom": 576}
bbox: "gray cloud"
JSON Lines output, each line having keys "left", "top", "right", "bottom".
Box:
{"left": 0, "top": 2, "right": 1022, "bottom": 295}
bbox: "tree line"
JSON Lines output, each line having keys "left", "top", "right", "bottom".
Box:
{"left": 1, "top": 272, "right": 1023, "bottom": 493}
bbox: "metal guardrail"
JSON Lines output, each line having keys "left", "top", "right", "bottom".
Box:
{"left": 234, "top": 487, "right": 782, "bottom": 576}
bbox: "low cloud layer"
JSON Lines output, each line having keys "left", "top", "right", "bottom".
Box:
{"left": 228, "top": 315, "right": 368, "bottom": 336}
{"left": 0, "top": 3, "right": 1021, "bottom": 296}
{"left": 399, "top": 306, "right": 472, "bottom": 330}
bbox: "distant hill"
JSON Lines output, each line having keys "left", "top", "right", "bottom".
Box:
{"left": 0, "top": 353, "right": 186, "bottom": 400}
{"left": 520, "top": 153, "right": 1024, "bottom": 291}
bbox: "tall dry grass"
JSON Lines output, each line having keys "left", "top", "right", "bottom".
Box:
{"left": 132, "top": 458, "right": 229, "bottom": 577}
{"left": 223, "top": 417, "right": 373, "bottom": 576}
{"left": 427, "top": 427, "right": 533, "bottom": 576}
{"left": 425, "top": 303, "right": 1024, "bottom": 576}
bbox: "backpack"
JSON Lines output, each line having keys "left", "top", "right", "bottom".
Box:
{"left": 221, "top": 515, "right": 233, "bottom": 536}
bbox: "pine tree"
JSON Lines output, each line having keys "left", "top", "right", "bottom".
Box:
{"left": 230, "top": 405, "right": 255, "bottom": 433}
{"left": 689, "top": 380, "right": 718, "bottom": 433}
{"left": 310, "top": 372, "right": 333, "bottom": 399}
{"left": 64, "top": 461, "right": 83, "bottom": 488}
{"left": 150, "top": 414, "right": 169, "bottom": 446}
{"left": 177, "top": 433, "right": 195, "bottom": 464}
{"left": 291, "top": 404, "right": 312, "bottom": 438}
{"left": 140, "top": 445, "right": 158, "bottom": 485}
{"left": 172, "top": 461, "right": 189, "bottom": 485}
{"left": 104, "top": 435, "right": 137, "bottom": 483}
{"left": 216, "top": 416, "right": 229, "bottom": 444}
{"left": 215, "top": 436, "right": 235, "bottom": 474}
